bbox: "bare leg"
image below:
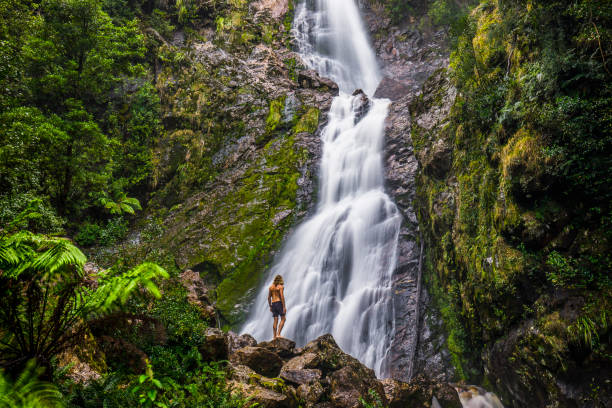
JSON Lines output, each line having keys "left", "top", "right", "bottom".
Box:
{"left": 273, "top": 316, "right": 278, "bottom": 339}
{"left": 277, "top": 316, "right": 286, "bottom": 338}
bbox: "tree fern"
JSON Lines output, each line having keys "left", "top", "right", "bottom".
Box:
{"left": 0, "top": 202, "right": 167, "bottom": 370}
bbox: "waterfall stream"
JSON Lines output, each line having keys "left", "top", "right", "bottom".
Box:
{"left": 242, "top": 0, "right": 401, "bottom": 377}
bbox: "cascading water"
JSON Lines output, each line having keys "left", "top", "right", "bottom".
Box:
{"left": 241, "top": 0, "right": 401, "bottom": 377}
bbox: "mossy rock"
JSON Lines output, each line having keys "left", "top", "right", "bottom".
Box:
{"left": 294, "top": 107, "right": 319, "bottom": 134}
{"left": 501, "top": 128, "right": 550, "bottom": 200}
{"left": 471, "top": 3, "right": 505, "bottom": 68}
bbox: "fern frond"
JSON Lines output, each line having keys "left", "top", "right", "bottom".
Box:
{"left": 0, "top": 361, "right": 63, "bottom": 408}
{"left": 31, "top": 239, "right": 86, "bottom": 276}
{"left": 85, "top": 262, "right": 169, "bottom": 316}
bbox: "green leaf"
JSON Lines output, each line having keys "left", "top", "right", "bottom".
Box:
{"left": 147, "top": 390, "right": 157, "bottom": 401}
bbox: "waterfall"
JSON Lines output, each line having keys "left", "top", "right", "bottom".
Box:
{"left": 242, "top": 0, "right": 401, "bottom": 377}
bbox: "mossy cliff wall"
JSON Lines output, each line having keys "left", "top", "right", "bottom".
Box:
{"left": 408, "top": 1, "right": 611, "bottom": 406}
{"left": 107, "top": 0, "right": 337, "bottom": 327}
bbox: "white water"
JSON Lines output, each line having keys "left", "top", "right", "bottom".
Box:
{"left": 456, "top": 386, "right": 505, "bottom": 408}
{"left": 241, "top": 0, "right": 401, "bottom": 377}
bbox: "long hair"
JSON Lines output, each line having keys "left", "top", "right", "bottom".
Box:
{"left": 273, "top": 275, "right": 284, "bottom": 285}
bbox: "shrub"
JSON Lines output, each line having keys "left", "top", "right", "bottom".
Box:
{"left": 75, "top": 223, "right": 102, "bottom": 247}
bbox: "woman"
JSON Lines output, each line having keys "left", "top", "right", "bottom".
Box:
{"left": 267, "top": 275, "right": 286, "bottom": 339}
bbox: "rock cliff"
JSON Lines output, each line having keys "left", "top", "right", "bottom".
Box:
{"left": 109, "top": 0, "right": 338, "bottom": 326}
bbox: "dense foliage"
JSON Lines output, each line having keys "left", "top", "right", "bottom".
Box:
{"left": 0, "top": 0, "right": 283, "bottom": 404}
{"left": 413, "top": 0, "right": 611, "bottom": 403}
{"left": 0, "top": 0, "right": 159, "bottom": 233}
{"left": 0, "top": 201, "right": 169, "bottom": 371}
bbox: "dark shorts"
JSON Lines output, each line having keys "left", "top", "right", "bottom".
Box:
{"left": 271, "top": 301, "right": 285, "bottom": 317}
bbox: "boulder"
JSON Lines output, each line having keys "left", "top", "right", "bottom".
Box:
{"left": 199, "top": 328, "right": 229, "bottom": 361}
{"left": 280, "top": 352, "right": 322, "bottom": 385}
{"left": 297, "top": 382, "right": 325, "bottom": 407}
{"left": 282, "top": 353, "right": 320, "bottom": 371}
{"left": 230, "top": 363, "right": 259, "bottom": 383}
{"left": 295, "top": 335, "right": 385, "bottom": 407}
{"left": 380, "top": 377, "right": 461, "bottom": 408}
{"left": 230, "top": 346, "right": 284, "bottom": 378}
{"left": 180, "top": 269, "right": 217, "bottom": 324}
{"left": 230, "top": 363, "right": 293, "bottom": 396}
{"left": 230, "top": 381, "right": 296, "bottom": 408}
{"left": 258, "top": 337, "right": 297, "bottom": 358}
{"left": 228, "top": 331, "right": 257, "bottom": 355}
{"left": 327, "top": 365, "right": 386, "bottom": 408}
{"left": 281, "top": 367, "right": 322, "bottom": 385}
{"left": 301, "top": 334, "right": 360, "bottom": 374}
{"left": 351, "top": 89, "right": 371, "bottom": 124}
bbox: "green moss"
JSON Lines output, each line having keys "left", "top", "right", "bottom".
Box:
{"left": 265, "top": 96, "right": 286, "bottom": 133}
{"left": 294, "top": 107, "right": 319, "bottom": 134}
{"left": 213, "top": 135, "right": 308, "bottom": 325}
{"left": 471, "top": 3, "right": 505, "bottom": 68}
{"left": 501, "top": 128, "right": 549, "bottom": 199}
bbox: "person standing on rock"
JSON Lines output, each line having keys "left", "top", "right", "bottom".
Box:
{"left": 268, "top": 275, "right": 286, "bottom": 339}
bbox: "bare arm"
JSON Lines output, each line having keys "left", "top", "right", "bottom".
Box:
{"left": 280, "top": 286, "right": 286, "bottom": 313}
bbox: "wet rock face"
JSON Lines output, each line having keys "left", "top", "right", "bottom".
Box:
{"left": 221, "top": 334, "right": 461, "bottom": 408}
{"left": 136, "top": 0, "right": 338, "bottom": 327}
{"left": 351, "top": 89, "right": 371, "bottom": 124}
{"left": 357, "top": 1, "right": 456, "bottom": 384}
{"left": 362, "top": 3, "right": 449, "bottom": 100}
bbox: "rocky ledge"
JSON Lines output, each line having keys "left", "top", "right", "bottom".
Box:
{"left": 201, "top": 329, "right": 462, "bottom": 408}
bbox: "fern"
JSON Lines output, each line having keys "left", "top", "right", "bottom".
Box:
{"left": 0, "top": 361, "right": 63, "bottom": 408}
{"left": 85, "top": 263, "right": 170, "bottom": 316}
{"left": 0, "top": 204, "right": 167, "bottom": 370}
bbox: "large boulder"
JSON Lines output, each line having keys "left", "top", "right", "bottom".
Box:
{"left": 228, "top": 331, "right": 258, "bottom": 355}
{"left": 199, "top": 328, "right": 229, "bottom": 361}
{"left": 380, "top": 376, "right": 461, "bottom": 408}
{"left": 328, "top": 365, "right": 386, "bottom": 408}
{"left": 301, "top": 335, "right": 386, "bottom": 408}
{"left": 230, "top": 381, "right": 296, "bottom": 408}
{"left": 280, "top": 367, "right": 322, "bottom": 386}
{"left": 280, "top": 352, "right": 322, "bottom": 385}
{"left": 230, "top": 346, "right": 284, "bottom": 378}
{"left": 258, "top": 337, "right": 297, "bottom": 358}
{"left": 301, "top": 334, "right": 361, "bottom": 374}
{"left": 297, "top": 382, "right": 325, "bottom": 407}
